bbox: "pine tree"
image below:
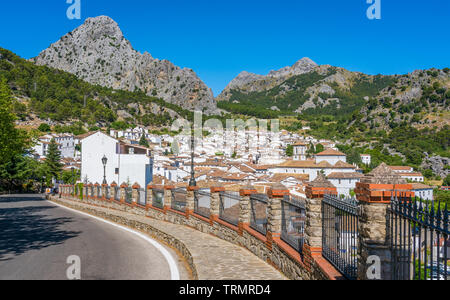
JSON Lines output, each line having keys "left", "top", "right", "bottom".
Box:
{"left": 45, "top": 139, "right": 63, "bottom": 181}
{"left": 139, "top": 134, "right": 149, "bottom": 147}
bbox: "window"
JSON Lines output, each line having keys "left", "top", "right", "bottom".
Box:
{"left": 115, "top": 168, "right": 119, "bottom": 175}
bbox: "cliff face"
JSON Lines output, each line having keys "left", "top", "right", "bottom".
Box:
{"left": 32, "top": 16, "right": 218, "bottom": 115}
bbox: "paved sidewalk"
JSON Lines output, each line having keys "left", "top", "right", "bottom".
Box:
{"left": 51, "top": 198, "right": 287, "bottom": 280}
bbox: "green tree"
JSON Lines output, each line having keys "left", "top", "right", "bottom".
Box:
{"left": 38, "top": 123, "right": 51, "bottom": 132}
{"left": 45, "top": 139, "right": 63, "bottom": 181}
{"left": 139, "top": 134, "right": 149, "bottom": 147}
{"left": 61, "top": 169, "right": 81, "bottom": 184}
{"left": 315, "top": 144, "right": 325, "bottom": 154}
{"left": 286, "top": 145, "right": 294, "bottom": 157}
{"left": 0, "top": 79, "right": 28, "bottom": 165}
{"left": 443, "top": 175, "right": 450, "bottom": 186}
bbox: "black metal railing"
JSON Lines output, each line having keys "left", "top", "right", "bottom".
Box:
{"left": 114, "top": 186, "right": 120, "bottom": 201}
{"left": 322, "top": 194, "right": 359, "bottom": 280}
{"left": 125, "top": 187, "right": 133, "bottom": 204}
{"left": 390, "top": 193, "right": 449, "bottom": 280}
{"left": 282, "top": 195, "right": 306, "bottom": 253}
{"left": 194, "top": 189, "right": 211, "bottom": 218}
{"left": 171, "top": 188, "right": 187, "bottom": 213}
{"left": 250, "top": 193, "right": 269, "bottom": 235}
{"left": 152, "top": 189, "right": 164, "bottom": 209}
{"left": 219, "top": 191, "right": 240, "bottom": 226}
{"left": 105, "top": 186, "right": 110, "bottom": 199}
{"left": 138, "top": 188, "right": 146, "bottom": 206}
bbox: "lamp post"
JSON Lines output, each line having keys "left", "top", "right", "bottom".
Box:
{"left": 189, "top": 129, "right": 196, "bottom": 187}
{"left": 102, "top": 155, "right": 108, "bottom": 185}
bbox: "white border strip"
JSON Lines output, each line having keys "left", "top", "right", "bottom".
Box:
{"left": 50, "top": 201, "right": 180, "bottom": 280}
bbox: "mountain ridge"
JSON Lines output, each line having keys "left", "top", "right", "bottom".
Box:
{"left": 32, "top": 16, "right": 219, "bottom": 115}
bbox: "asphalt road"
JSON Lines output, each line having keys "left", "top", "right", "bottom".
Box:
{"left": 0, "top": 194, "right": 187, "bottom": 280}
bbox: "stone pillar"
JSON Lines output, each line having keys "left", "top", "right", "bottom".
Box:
{"left": 87, "top": 183, "right": 92, "bottom": 199}
{"left": 110, "top": 182, "right": 118, "bottom": 202}
{"left": 267, "top": 183, "right": 290, "bottom": 250}
{"left": 164, "top": 185, "right": 175, "bottom": 211}
{"left": 120, "top": 183, "right": 128, "bottom": 204}
{"left": 186, "top": 186, "right": 198, "bottom": 218}
{"left": 83, "top": 184, "right": 87, "bottom": 200}
{"left": 132, "top": 183, "right": 140, "bottom": 206}
{"left": 355, "top": 163, "right": 413, "bottom": 280}
{"left": 210, "top": 185, "right": 225, "bottom": 222}
{"left": 302, "top": 174, "right": 337, "bottom": 271}
{"left": 239, "top": 185, "right": 257, "bottom": 235}
{"left": 101, "top": 184, "right": 107, "bottom": 200}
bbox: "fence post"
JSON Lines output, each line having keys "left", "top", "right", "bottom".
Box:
{"left": 210, "top": 185, "right": 225, "bottom": 223}
{"left": 83, "top": 184, "right": 87, "bottom": 200}
{"left": 267, "top": 183, "right": 290, "bottom": 250}
{"left": 239, "top": 185, "right": 257, "bottom": 235}
{"left": 303, "top": 174, "right": 337, "bottom": 272}
{"left": 355, "top": 163, "right": 413, "bottom": 280}
{"left": 146, "top": 184, "right": 153, "bottom": 209}
{"left": 132, "top": 183, "right": 140, "bottom": 206}
{"left": 110, "top": 182, "right": 117, "bottom": 202}
{"left": 93, "top": 183, "right": 99, "bottom": 200}
{"left": 186, "top": 186, "right": 198, "bottom": 218}
{"left": 120, "top": 182, "right": 128, "bottom": 204}
{"left": 164, "top": 185, "right": 174, "bottom": 212}
{"left": 101, "top": 184, "right": 107, "bottom": 200}
{"left": 87, "top": 183, "right": 93, "bottom": 199}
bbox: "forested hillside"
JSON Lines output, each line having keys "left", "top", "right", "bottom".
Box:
{"left": 0, "top": 47, "right": 199, "bottom": 132}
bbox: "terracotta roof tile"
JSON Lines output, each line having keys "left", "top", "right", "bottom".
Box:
{"left": 316, "top": 149, "right": 346, "bottom": 156}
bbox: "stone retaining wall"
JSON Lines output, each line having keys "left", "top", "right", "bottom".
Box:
{"left": 53, "top": 191, "right": 337, "bottom": 280}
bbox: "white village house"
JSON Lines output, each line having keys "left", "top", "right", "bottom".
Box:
{"left": 32, "top": 133, "right": 76, "bottom": 159}
{"left": 80, "top": 132, "right": 153, "bottom": 188}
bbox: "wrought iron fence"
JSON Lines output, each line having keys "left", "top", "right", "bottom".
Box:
{"left": 152, "top": 189, "right": 164, "bottom": 209}
{"left": 114, "top": 186, "right": 120, "bottom": 201}
{"left": 171, "top": 188, "right": 187, "bottom": 212}
{"left": 138, "top": 188, "right": 146, "bottom": 206}
{"left": 322, "top": 194, "right": 359, "bottom": 280}
{"left": 194, "top": 189, "right": 211, "bottom": 218}
{"left": 250, "top": 193, "right": 269, "bottom": 235}
{"left": 105, "top": 186, "right": 110, "bottom": 200}
{"left": 390, "top": 193, "right": 449, "bottom": 280}
{"left": 219, "top": 191, "right": 240, "bottom": 226}
{"left": 282, "top": 195, "right": 306, "bottom": 253}
{"left": 125, "top": 187, "right": 133, "bottom": 204}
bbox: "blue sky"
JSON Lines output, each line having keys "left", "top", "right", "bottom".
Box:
{"left": 0, "top": 0, "right": 449, "bottom": 95}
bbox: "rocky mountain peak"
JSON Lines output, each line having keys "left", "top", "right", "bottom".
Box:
{"left": 217, "top": 57, "right": 319, "bottom": 101}
{"left": 32, "top": 16, "right": 218, "bottom": 115}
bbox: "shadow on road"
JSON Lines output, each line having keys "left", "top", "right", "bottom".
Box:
{"left": 0, "top": 195, "right": 81, "bottom": 261}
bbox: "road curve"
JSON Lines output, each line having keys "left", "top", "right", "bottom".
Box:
{"left": 0, "top": 195, "right": 186, "bottom": 280}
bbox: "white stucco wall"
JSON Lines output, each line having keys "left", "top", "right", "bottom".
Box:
{"left": 315, "top": 155, "right": 347, "bottom": 165}
{"left": 81, "top": 132, "right": 151, "bottom": 188}
{"left": 328, "top": 178, "right": 360, "bottom": 197}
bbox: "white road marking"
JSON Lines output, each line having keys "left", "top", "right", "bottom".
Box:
{"left": 50, "top": 200, "right": 180, "bottom": 280}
